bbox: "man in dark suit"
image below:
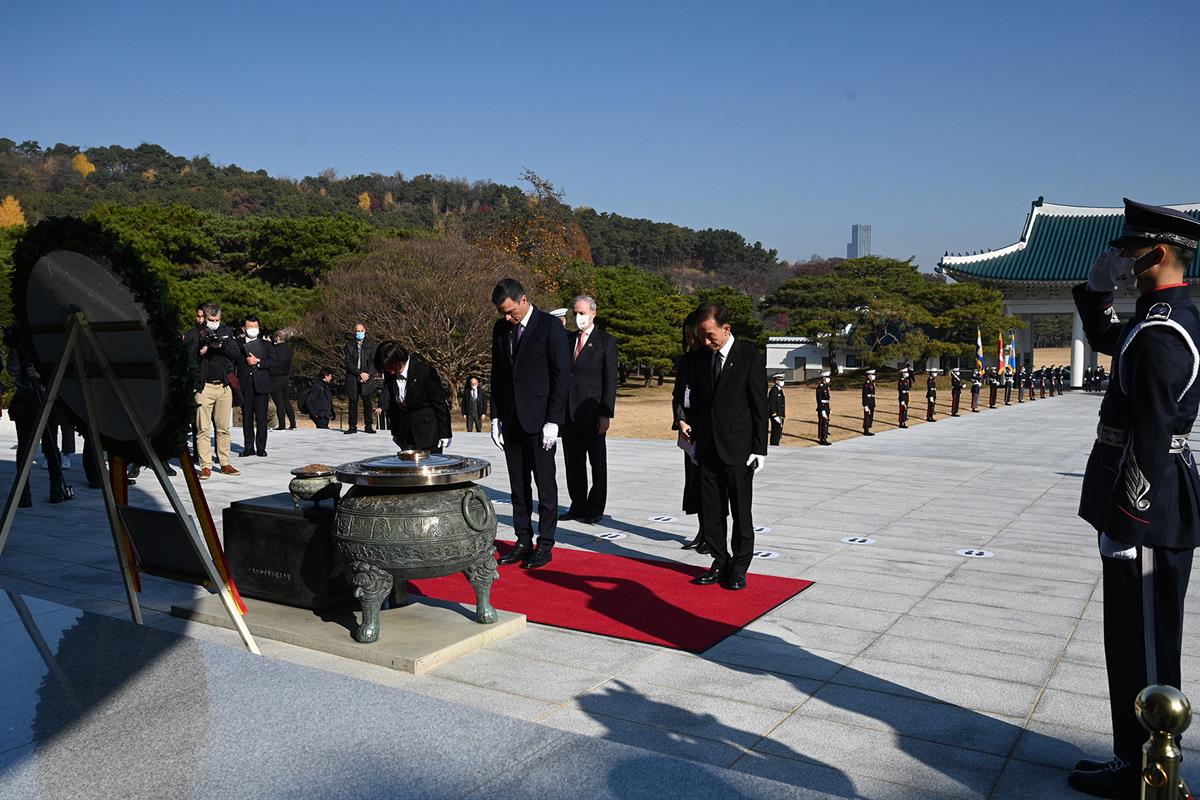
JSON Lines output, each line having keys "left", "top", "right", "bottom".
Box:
{"left": 561, "top": 295, "right": 618, "bottom": 524}
{"left": 238, "top": 314, "right": 275, "bottom": 457}
{"left": 460, "top": 375, "right": 488, "bottom": 432}
{"left": 489, "top": 278, "right": 571, "bottom": 569}
{"left": 375, "top": 340, "right": 452, "bottom": 452}
{"left": 679, "top": 302, "right": 767, "bottom": 591}
{"left": 342, "top": 322, "right": 378, "bottom": 435}
{"left": 270, "top": 330, "right": 297, "bottom": 430}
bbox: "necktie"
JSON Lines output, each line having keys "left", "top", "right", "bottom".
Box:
{"left": 712, "top": 351, "right": 723, "bottom": 383}
{"left": 574, "top": 332, "right": 587, "bottom": 362}
{"left": 513, "top": 323, "right": 524, "bottom": 355}
{"left": 397, "top": 375, "right": 407, "bottom": 405}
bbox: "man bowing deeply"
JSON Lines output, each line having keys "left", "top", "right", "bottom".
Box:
{"left": 490, "top": 278, "right": 571, "bottom": 569}
{"left": 681, "top": 302, "right": 767, "bottom": 591}
{"left": 375, "top": 340, "right": 452, "bottom": 453}
{"left": 562, "top": 295, "right": 618, "bottom": 524}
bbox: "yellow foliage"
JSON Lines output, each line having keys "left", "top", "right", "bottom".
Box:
{"left": 358, "top": 192, "right": 372, "bottom": 211}
{"left": 71, "top": 152, "right": 96, "bottom": 179}
{"left": 141, "top": 168, "right": 157, "bottom": 182}
{"left": 384, "top": 191, "right": 395, "bottom": 209}
{"left": 0, "top": 195, "right": 26, "bottom": 227}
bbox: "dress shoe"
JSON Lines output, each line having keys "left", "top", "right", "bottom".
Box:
{"left": 560, "top": 509, "right": 581, "bottom": 521}
{"left": 581, "top": 514, "right": 603, "bottom": 524}
{"left": 682, "top": 533, "right": 703, "bottom": 550}
{"left": 864, "top": 431, "right": 875, "bottom": 436}
{"left": 696, "top": 540, "right": 712, "bottom": 555}
{"left": 239, "top": 450, "right": 255, "bottom": 458}
{"left": 498, "top": 543, "right": 532, "bottom": 565}
{"left": 722, "top": 575, "right": 747, "bottom": 591}
{"left": 521, "top": 547, "right": 553, "bottom": 569}
{"left": 364, "top": 428, "right": 377, "bottom": 434}
{"left": 691, "top": 567, "right": 723, "bottom": 585}
{"left": 819, "top": 440, "right": 831, "bottom": 446}
{"left": 257, "top": 451, "right": 268, "bottom": 457}
{"left": 199, "top": 467, "right": 212, "bottom": 480}
{"left": 899, "top": 423, "right": 907, "bottom": 429}
{"left": 1073, "top": 758, "right": 1116, "bottom": 772}
{"left": 343, "top": 428, "right": 358, "bottom": 435}
{"left": 288, "top": 426, "right": 297, "bottom": 430}
{"left": 1067, "top": 758, "right": 1138, "bottom": 799}
{"left": 219, "top": 464, "right": 241, "bottom": 476}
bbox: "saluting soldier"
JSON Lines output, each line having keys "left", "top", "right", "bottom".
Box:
{"left": 815, "top": 371, "right": 832, "bottom": 445}
{"left": 925, "top": 368, "right": 939, "bottom": 421}
{"left": 1002, "top": 366, "right": 1014, "bottom": 405}
{"left": 768, "top": 374, "right": 786, "bottom": 446}
{"left": 861, "top": 368, "right": 876, "bottom": 435}
{"left": 987, "top": 367, "right": 999, "bottom": 408}
{"left": 950, "top": 367, "right": 963, "bottom": 416}
{"left": 1067, "top": 200, "right": 1200, "bottom": 799}
{"left": 969, "top": 369, "right": 982, "bottom": 412}
{"left": 897, "top": 367, "right": 911, "bottom": 429}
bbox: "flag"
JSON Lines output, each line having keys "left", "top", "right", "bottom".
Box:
{"left": 975, "top": 328, "right": 985, "bottom": 372}
{"left": 997, "top": 331, "right": 1004, "bottom": 373}
{"left": 1007, "top": 334, "right": 1018, "bottom": 372}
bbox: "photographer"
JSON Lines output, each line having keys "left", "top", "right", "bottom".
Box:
{"left": 194, "top": 303, "right": 241, "bottom": 479}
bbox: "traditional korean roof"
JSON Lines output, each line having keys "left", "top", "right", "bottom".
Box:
{"left": 936, "top": 198, "right": 1200, "bottom": 286}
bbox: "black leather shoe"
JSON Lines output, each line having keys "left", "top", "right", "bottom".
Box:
{"left": 1067, "top": 760, "right": 1138, "bottom": 799}
{"left": 364, "top": 428, "right": 377, "bottom": 434}
{"left": 1073, "top": 758, "right": 1113, "bottom": 772}
{"left": 343, "top": 429, "right": 358, "bottom": 435}
{"left": 722, "top": 575, "right": 747, "bottom": 591}
{"left": 696, "top": 541, "right": 712, "bottom": 555}
{"left": 275, "top": 426, "right": 287, "bottom": 431}
{"left": 239, "top": 450, "right": 255, "bottom": 458}
{"left": 819, "top": 440, "right": 831, "bottom": 446}
{"left": 863, "top": 431, "right": 875, "bottom": 436}
{"left": 581, "top": 514, "right": 603, "bottom": 524}
{"left": 560, "top": 510, "right": 581, "bottom": 521}
{"left": 682, "top": 534, "right": 703, "bottom": 550}
{"left": 498, "top": 543, "right": 532, "bottom": 565}
{"left": 257, "top": 451, "right": 268, "bottom": 457}
{"left": 522, "top": 547, "right": 553, "bottom": 569}
{"left": 691, "top": 567, "right": 723, "bottom": 586}
{"left": 899, "top": 423, "right": 907, "bottom": 429}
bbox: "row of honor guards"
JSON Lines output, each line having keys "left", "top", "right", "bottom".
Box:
{"left": 769, "top": 363, "right": 1071, "bottom": 446}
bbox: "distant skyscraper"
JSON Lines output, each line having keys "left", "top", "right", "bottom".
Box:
{"left": 846, "top": 224, "right": 872, "bottom": 259}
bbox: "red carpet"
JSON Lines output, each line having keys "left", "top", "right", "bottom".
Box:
{"left": 408, "top": 541, "right": 813, "bottom": 653}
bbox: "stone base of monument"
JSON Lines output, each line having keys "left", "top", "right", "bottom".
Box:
{"left": 171, "top": 595, "right": 525, "bottom": 673}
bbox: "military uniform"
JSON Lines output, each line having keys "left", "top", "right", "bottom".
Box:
{"left": 925, "top": 370, "right": 939, "bottom": 421}
{"left": 861, "top": 371, "right": 876, "bottom": 435}
{"left": 950, "top": 369, "right": 963, "bottom": 416}
{"left": 1069, "top": 199, "right": 1200, "bottom": 798}
{"left": 970, "top": 370, "right": 982, "bottom": 412}
{"left": 768, "top": 377, "right": 786, "bottom": 446}
{"left": 815, "top": 373, "right": 832, "bottom": 445}
{"left": 987, "top": 369, "right": 999, "bottom": 408}
{"left": 1003, "top": 368, "right": 1014, "bottom": 405}
{"left": 897, "top": 370, "right": 911, "bottom": 428}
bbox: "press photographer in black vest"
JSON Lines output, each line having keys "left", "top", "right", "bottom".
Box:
{"left": 238, "top": 314, "right": 275, "bottom": 458}
{"left": 376, "top": 340, "right": 452, "bottom": 453}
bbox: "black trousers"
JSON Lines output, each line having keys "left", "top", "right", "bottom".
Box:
{"left": 926, "top": 399, "right": 935, "bottom": 421}
{"left": 817, "top": 413, "right": 830, "bottom": 442}
{"left": 769, "top": 418, "right": 783, "bottom": 446}
{"left": 1103, "top": 546, "right": 1193, "bottom": 761}
{"left": 562, "top": 418, "right": 607, "bottom": 517}
{"left": 345, "top": 377, "right": 375, "bottom": 431}
{"left": 502, "top": 419, "right": 559, "bottom": 548}
{"left": 14, "top": 411, "right": 64, "bottom": 502}
{"left": 465, "top": 413, "right": 483, "bottom": 432}
{"left": 698, "top": 449, "right": 755, "bottom": 579}
{"left": 863, "top": 406, "right": 874, "bottom": 433}
{"left": 1004, "top": 385, "right": 1012, "bottom": 405}
{"left": 270, "top": 377, "right": 296, "bottom": 429}
{"left": 242, "top": 386, "right": 270, "bottom": 454}
{"left": 988, "top": 387, "right": 997, "bottom": 408}
{"left": 898, "top": 401, "right": 908, "bottom": 425}
{"left": 951, "top": 392, "right": 961, "bottom": 415}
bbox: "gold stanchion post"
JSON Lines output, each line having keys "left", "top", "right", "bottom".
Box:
{"left": 1136, "top": 685, "right": 1191, "bottom": 799}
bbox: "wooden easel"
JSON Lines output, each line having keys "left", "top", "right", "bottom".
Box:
{"left": 0, "top": 312, "right": 259, "bottom": 654}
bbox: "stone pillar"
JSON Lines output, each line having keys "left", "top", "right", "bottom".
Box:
{"left": 1071, "top": 311, "right": 1085, "bottom": 388}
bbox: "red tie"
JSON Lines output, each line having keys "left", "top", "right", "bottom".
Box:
{"left": 574, "top": 332, "right": 587, "bottom": 362}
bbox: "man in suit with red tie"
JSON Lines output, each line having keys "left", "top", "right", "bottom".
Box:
{"left": 562, "top": 295, "right": 619, "bottom": 524}
{"left": 490, "top": 278, "right": 571, "bottom": 570}
{"left": 679, "top": 302, "right": 767, "bottom": 591}
{"left": 375, "top": 340, "right": 452, "bottom": 453}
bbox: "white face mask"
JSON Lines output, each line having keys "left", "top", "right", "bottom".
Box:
{"left": 575, "top": 313, "right": 592, "bottom": 331}
{"left": 206, "top": 320, "right": 219, "bottom": 331}
{"left": 245, "top": 328, "right": 259, "bottom": 339}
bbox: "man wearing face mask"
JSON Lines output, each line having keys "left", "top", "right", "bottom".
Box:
{"left": 767, "top": 374, "right": 786, "bottom": 446}
{"left": 561, "top": 295, "right": 618, "bottom": 524}
{"left": 238, "top": 315, "right": 275, "bottom": 458}
{"left": 194, "top": 303, "right": 240, "bottom": 479}
{"left": 1067, "top": 199, "right": 1200, "bottom": 799}
{"left": 815, "top": 371, "right": 831, "bottom": 445}
{"left": 342, "top": 323, "right": 378, "bottom": 435}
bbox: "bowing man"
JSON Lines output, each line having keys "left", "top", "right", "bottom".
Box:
{"left": 376, "top": 340, "right": 452, "bottom": 453}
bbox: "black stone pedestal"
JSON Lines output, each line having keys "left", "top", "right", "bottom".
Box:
{"left": 223, "top": 493, "right": 353, "bottom": 611}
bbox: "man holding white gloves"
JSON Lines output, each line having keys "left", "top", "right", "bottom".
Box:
{"left": 682, "top": 302, "right": 767, "bottom": 591}
{"left": 1068, "top": 199, "right": 1200, "bottom": 799}
{"left": 489, "top": 278, "right": 571, "bottom": 570}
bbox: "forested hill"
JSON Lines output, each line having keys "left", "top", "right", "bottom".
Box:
{"left": 0, "top": 138, "right": 778, "bottom": 275}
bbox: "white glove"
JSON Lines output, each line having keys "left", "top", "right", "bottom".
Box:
{"left": 1087, "top": 248, "right": 1135, "bottom": 293}
{"left": 490, "top": 419, "right": 504, "bottom": 450}
{"left": 746, "top": 453, "right": 765, "bottom": 473}
{"left": 863, "top": 406, "right": 870, "bottom": 413}
{"left": 821, "top": 410, "right": 829, "bottom": 420}
{"left": 1099, "top": 532, "right": 1137, "bottom": 560}
{"left": 437, "top": 437, "right": 452, "bottom": 450}
{"left": 541, "top": 422, "right": 558, "bottom": 451}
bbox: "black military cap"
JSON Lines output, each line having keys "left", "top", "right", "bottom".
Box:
{"left": 1111, "top": 198, "right": 1200, "bottom": 249}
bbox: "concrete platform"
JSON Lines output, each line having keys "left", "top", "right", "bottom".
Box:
{"left": 171, "top": 594, "right": 525, "bottom": 673}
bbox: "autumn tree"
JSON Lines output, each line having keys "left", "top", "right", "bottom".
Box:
{"left": 0, "top": 196, "right": 25, "bottom": 227}
{"left": 357, "top": 192, "right": 371, "bottom": 211}
{"left": 71, "top": 152, "right": 96, "bottom": 180}
{"left": 299, "top": 236, "right": 527, "bottom": 406}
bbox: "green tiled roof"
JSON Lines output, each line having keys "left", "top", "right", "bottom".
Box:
{"left": 937, "top": 198, "right": 1200, "bottom": 285}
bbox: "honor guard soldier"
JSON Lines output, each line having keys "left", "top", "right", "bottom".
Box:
{"left": 1067, "top": 200, "right": 1200, "bottom": 799}
{"left": 969, "top": 369, "right": 982, "bottom": 412}
{"left": 1027, "top": 365, "right": 1038, "bottom": 401}
{"left": 815, "top": 371, "right": 832, "bottom": 445}
{"left": 1038, "top": 366, "right": 1048, "bottom": 398}
{"left": 1096, "top": 364, "right": 1107, "bottom": 392}
{"left": 987, "top": 367, "right": 999, "bottom": 408}
{"left": 1003, "top": 366, "right": 1014, "bottom": 405}
{"left": 950, "top": 368, "right": 963, "bottom": 416}
{"left": 768, "top": 374, "right": 786, "bottom": 446}
{"left": 1017, "top": 365, "right": 1026, "bottom": 402}
{"left": 1085, "top": 364, "right": 1095, "bottom": 392}
{"left": 861, "top": 369, "right": 876, "bottom": 435}
{"left": 897, "top": 368, "right": 911, "bottom": 428}
{"left": 925, "top": 369, "right": 939, "bottom": 421}
{"left": 1057, "top": 364, "right": 1066, "bottom": 395}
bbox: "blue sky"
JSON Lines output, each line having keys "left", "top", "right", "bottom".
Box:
{"left": 4, "top": 0, "right": 1199, "bottom": 271}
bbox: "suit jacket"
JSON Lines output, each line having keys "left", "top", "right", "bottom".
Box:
{"left": 768, "top": 386, "right": 785, "bottom": 417}
{"left": 305, "top": 381, "right": 334, "bottom": 419}
{"left": 686, "top": 338, "right": 767, "bottom": 466}
{"left": 566, "top": 326, "right": 618, "bottom": 426}
{"left": 343, "top": 337, "right": 378, "bottom": 392}
{"left": 460, "top": 386, "right": 489, "bottom": 418}
{"left": 270, "top": 342, "right": 294, "bottom": 378}
{"left": 238, "top": 337, "right": 275, "bottom": 395}
{"left": 489, "top": 307, "right": 570, "bottom": 434}
{"left": 382, "top": 356, "right": 452, "bottom": 451}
